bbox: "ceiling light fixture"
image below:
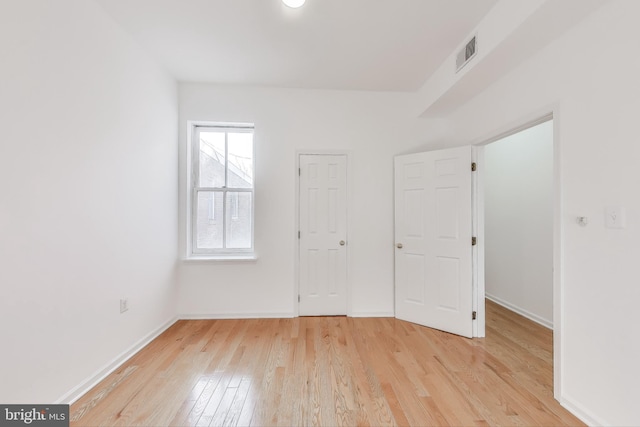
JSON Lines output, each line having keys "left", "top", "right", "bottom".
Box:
{"left": 282, "top": 0, "right": 305, "bottom": 8}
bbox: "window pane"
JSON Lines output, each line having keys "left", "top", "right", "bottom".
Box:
{"left": 199, "top": 131, "right": 226, "bottom": 188}
{"left": 227, "top": 132, "right": 253, "bottom": 189}
{"left": 196, "top": 192, "right": 223, "bottom": 249}
{"left": 226, "top": 192, "right": 252, "bottom": 249}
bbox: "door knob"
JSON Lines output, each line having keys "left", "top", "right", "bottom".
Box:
{"left": 396, "top": 243, "right": 403, "bottom": 249}
{"left": 339, "top": 240, "right": 346, "bottom": 246}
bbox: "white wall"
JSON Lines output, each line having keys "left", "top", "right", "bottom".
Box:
{"left": 178, "top": 84, "right": 445, "bottom": 318}
{"left": 484, "top": 121, "right": 553, "bottom": 327}
{"left": 442, "top": 1, "right": 640, "bottom": 425}
{"left": 0, "top": 0, "right": 178, "bottom": 403}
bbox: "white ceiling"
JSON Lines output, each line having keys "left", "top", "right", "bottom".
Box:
{"left": 94, "top": 0, "right": 497, "bottom": 92}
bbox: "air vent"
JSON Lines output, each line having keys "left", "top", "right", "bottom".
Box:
{"left": 456, "top": 35, "right": 477, "bottom": 73}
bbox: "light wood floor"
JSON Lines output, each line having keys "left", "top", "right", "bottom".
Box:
{"left": 71, "top": 301, "right": 584, "bottom": 426}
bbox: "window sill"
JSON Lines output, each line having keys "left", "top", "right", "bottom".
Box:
{"left": 182, "top": 254, "right": 258, "bottom": 263}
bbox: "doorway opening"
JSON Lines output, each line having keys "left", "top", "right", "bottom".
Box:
{"left": 477, "top": 115, "right": 558, "bottom": 396}
{"left": 483, "top": 119, "right": 554, "bottom": 327}
{"left": 392, "top": 114, "right": 560, "bottom": 395}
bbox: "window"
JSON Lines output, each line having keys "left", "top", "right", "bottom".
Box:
{"left": 189, "top": 123, "right": 254, "bottom": 258}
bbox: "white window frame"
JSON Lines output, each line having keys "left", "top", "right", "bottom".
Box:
{"left": 187, "top": 121, "right": 256, "bottom": 260}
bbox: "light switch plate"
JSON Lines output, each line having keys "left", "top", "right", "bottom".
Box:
{"left": 605, "top": 206, "right": 626, "bottom": 229}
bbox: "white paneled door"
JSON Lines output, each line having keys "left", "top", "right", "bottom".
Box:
{"left": 394, "top": 146, "right": 474, "bottom": 338}
{"left": 299, "top": 154, "right": 348, "bottom": 316}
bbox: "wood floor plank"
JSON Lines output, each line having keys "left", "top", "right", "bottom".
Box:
{"left": 71, "top": 302, "right": 584, "bottom": 427}
{"left": 222, "top": 378, "right": 252, "bottom": 427}
{"left": 168, "top": 376, "right": 209, "bottom": 427}
{"left": 234, "top": 321, "right": 274, "bottom": 427}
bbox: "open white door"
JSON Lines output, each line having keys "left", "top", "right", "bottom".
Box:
{"left": 299, "top": 154, "right": 348, "bottom": 316}
{"left": 394, "top": 146, "right": 474, "bottom": 338}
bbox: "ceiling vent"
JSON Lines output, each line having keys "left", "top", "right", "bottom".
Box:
{"left": 455, "top": 35, "right": 477, "bottom": 73}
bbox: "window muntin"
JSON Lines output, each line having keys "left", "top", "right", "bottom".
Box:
{"left": 191, "top": 124, "right": 254, "bottom": 256}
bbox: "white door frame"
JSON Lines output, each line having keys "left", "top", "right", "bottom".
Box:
{"left": 472, "top": 146, "right": 484, "bottom": 337}
{"left": 294, "top": 150, "right": 352, "bottom": 317}
{"left": 472, "top": 109, "right": 561, "bottom": 398}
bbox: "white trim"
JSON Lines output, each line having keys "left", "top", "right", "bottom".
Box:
{"left": 486, "top": 293, "right": 553, "bottom": 329}
{"left": 469, "top": 112, "right": 554, "bottom": 147}
{"left": 349, "top": 311, "right": 394, "bottom": 318}
{"left": 56, "top": 316, "right": 178, "bottom": 405}
{"left": 552, "top": 110, "right": 563, "bottom": 401}
{"left": 187, "top": 121, "right": 255, "bottom": 129}
{"left": 471, "top": 107, "right": 561, "bottom": 398}
{"left": 560, "top": 395, "right": 609, "bottom": 427}
{"left": 180, "top": 312, "right": 294, "bottom": 320}
{"left": 293, "top": 152, "right": 301, "bottom": 317}
{"left": 472, "top": 146, "right": 486, "bottom": 337}
{"left": 182, "top": 255, "right": 258, "bottom": 263}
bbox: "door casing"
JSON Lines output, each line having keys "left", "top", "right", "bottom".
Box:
{"left": 470, "top": 110, "right": 560, "bottom": 398}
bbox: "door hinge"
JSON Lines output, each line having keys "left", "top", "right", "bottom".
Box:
{"left": 471, "top": 162, "right": 477, "bottom": 172}
{"left": 298, "top": 295, "right": 300, "bottom": 302}
{"left": 298, "top": 231, "right": 301, "bottom": 239}
{"left": 472, "top": 236, "right": 477, "bottom": 246}
{"left": 298, "top": 168, "right": 301, "bottom": 176}
{"left": 472, "top": 311, "right": 477, "bottom": 320}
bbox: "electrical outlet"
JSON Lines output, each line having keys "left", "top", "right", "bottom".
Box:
{"left": 120, "top": 298, "right": 129, "bottom": 313}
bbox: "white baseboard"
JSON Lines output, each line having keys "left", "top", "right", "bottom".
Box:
{"left": 56, "top": 316, "right": 178, "bottom": 405}
{"left": 560, "top": 394, "right": 609, "bottom": 427}
{"left": 486, "top": 293, "right": 553, "bottom": 329}
{"left": 180, "top": 312, "right": 294, "bottom": 320}
{"left": 180, "top": 312, "right": 395, "bottom": 319}
{"left": 349, "top": 311, "right": 394, "bottom": 318}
